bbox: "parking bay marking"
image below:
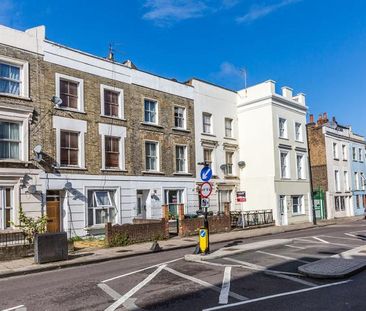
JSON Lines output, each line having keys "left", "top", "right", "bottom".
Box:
{"left": 202, "top": 280, "right": 351, "bottom": 311}
{"left": 219, "top": 267, "right": 231, "bottom": 305}
{"left": 313, "top": 237, "right": 330, "bottom": 244}
{"left": 1, "top": 306, "right": 26, "bottom": 311}
{"left": 256, "top": 250, "right": 311, "bottom": 264}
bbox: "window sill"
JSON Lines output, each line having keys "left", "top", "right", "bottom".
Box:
{"left": 295, "top": 140, "right": 304, "bottom": 143}
{"left": 100, "top": 115, "right": 126, "bottom": 121}
{"left": 280, "top": 177, "right": 291, "bottom": 180}
{"left": 279, "top": 136, "right": 289, "bottom": 140}
{"left": 101, "top": 169, "right": 128, "bottom": 173}
{"left": 0, "top": 93, "right": 31, "bottom": 101}
{"left": 334, "top": 158, "right": 340, "bottom": 161}
{"left": 55, "top": 107, "right": 86, "bottom": 114}
{"left": 140, "top": 122, "right": 164, "bottom": 129}
{"left": 224, "top": 137, "right": 236, "bottom": 141}
{"left": 58, "top": 167, "right": 88, "bottom": 171}
{"left": 291, "top": 213, "right": 306, "bottom": 217}
{"left": 224, "top": 175, "right": 239, "bottom": 179}
{"left": 201, "top": 133, "right": 216, "bottom": 137}
{"left": 173, "top": 172, "right": 193, "bottom": 176}
{"left": 142, "top": 170, "right": 165, "bottom": 175}
{"left": 0, "top": 160, "right": 32, "bottom": 164}
{"left": 172, "top": 127, "right": 190, "bottom": 133}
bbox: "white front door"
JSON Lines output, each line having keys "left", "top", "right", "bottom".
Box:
{"left": 137, "top": 193, "right": 146, "bottom": 218}
{"left": 278, "top": 195, "right": 287, "bottom": 226}
{"left": 0, "top": 187, "right": 13, "bottom": 230}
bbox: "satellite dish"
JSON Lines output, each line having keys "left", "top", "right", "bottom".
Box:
{"left": 238, "top": 161, "right": 246, "bottom": 169}
{"left": 64, "top": 182, "right": 72, "bottom": 191}
{"left": 51, "top": 96, "right": 63, "bottom": 108}
{"left": 220, "top": 164, "right": 227, "bottom": 171}
{"left": 27, "top": 185, "right": 37, "bottom": 194}
{"left": 33, "top": 145, "right": 42, "bottom": 154}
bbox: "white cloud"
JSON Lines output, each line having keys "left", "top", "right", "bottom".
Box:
{"left": 236, "top": 0, "right": 301, "bottom": 24}
{"left": 211, "top": 61, "right": 246, "bottom": 89}
{"left": 142, "top": 0, "right": 241, "bottom": 26}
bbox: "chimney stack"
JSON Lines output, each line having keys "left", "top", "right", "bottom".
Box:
{"left": 309, "top": 114, "right": 314, "bottom": 123}
{"left": 281, "top": 86, "right": 293, "bottom": 98}
{"left": 323, "top": 112, "right": 328, "bottom": 122}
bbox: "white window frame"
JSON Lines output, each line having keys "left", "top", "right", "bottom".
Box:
{"left": 296, "top": 153, "right": 305, "bottom": 179}
{"left": 87, "top": 189, "right": 118, "bottom": 227}
{"left": 175, "top": 145, "right": 187, "bottom": 173}
{"left": 294, "top": 122, "right": 303, "bottom": 142}
{"left": 53, "top": 116, "right": 87, "bottom": 169}
{"left": 0, "top": 56, "right": 29, "bottom": 98}
{"left": 144, "top": 98, "right": 158, "bottom": 124}
{"left": 55, "top": 73, "right": 84, "bottom": 112}
{"left": 278, "top": 117, "right": 288, "bottom": 139}
{"left": 355, "top": 172, "right": 360, "bottom": 190}
{"left": 145, "top": 141, "right": 159, "bottom": 172}
{"left": 361, "top": 173, "right": 366, "bottom": 191}
{"left": 352, "top": 147, "right": 356, "bottom": 160}
{"left": 359, "top": 148, "right": 363, "bottom": 162}
{"left": 225, "top": 151, "right": 234, "bottom": 176}
{"left": 202, "top": 112, "right": 212, "bottom": 134}
{"left": 174, "top": 106, "right": 186, "bottom": 129}
{"left": 100, "top": 84, "right": 124, "bottom": 119}
{"left": 224, "top": 118, "right": 233, "bottom": 138}
{"left": 291, "top": 195, "right": 304, "bottom": 215}
{"left": 280, "top": 150, "right": 290, "bottom": 179}
{"left": 344, "top": 171, "right": 349, "bottom": 192}
{"left": 342, "top": 144, "right": 347, "bottom": 160}
{"left": 0, "top": 187, "right": 14, "bottom": 230}
{"left": 335, "top": 170, "right": 340, "bottom": 192}
{"left": 0, "top": 106, "right": 31, "bottom": 162}
{"left": 333, "top": 142, "right": 339, "bottom": 159}
{"left": 99, "top": 123, "right": 126, "bottom": 171}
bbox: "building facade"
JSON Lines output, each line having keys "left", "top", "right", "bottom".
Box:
{"left": 237, "top": 81, "right": 312, "bottom": 225}
{"left": 188, "top": 79, "right": 240, "bottom": 213}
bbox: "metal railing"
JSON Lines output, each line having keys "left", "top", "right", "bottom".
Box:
{"left": 231, "top": 210, "right": 274, "bottom": 228}
{"left": 0, "top": 231, "right": 30, "bottom": 247}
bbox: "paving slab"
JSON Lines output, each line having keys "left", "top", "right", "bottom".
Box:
{"left": 298, "top": 258, "right": 366, "bottom": 279}
{"left": 185, "top": 239, "right": 292, "bottom": 262}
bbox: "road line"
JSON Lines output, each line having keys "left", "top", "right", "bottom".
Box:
{"left": 104, "top": 264, "right": 166, "bottom": 311}
{"left": 320, "top": 235, "right": 361, "bottom": 241}
{"left": 164, "top": 266, "right": 248, "bottom": 301}
{"left": 98, "top": 283, "right": 121, "bottom": 300}
{"left": 285, "top": 244, "right": 306, "bottom": 250}
{"left": 264, "top": 271, "right": 317, "bottom": 287}
{"left": 344, "top": 233, "right": 359, "bottom": 238}
{"left": 313, "top": 237, "right": 330, "bottom": 244}
{"left": 101, "top": 257, "right": 182, "bottom": 283}
{"left": 257, "top": 250, "right": 311, "bottom": 264}
{"left": 202, "top": 280, "right": 351, "bottom": 311}
{"left": 2, "top": 306, "right": 26, "bottom": 311}
{"left": 223, "top": 257, "right": 303, "bottom": 276}
{"left": 219, "top": 267, "right": 231, "bottom": 304}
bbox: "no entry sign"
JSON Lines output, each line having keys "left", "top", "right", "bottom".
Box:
{"left": 200, "top": 182, "right": 212, "bottom": 198}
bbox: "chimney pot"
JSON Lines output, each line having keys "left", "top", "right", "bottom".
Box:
{"left": 309, "top": 114, "right": 314, "bottom": 123}
{"left": 323, "top": 112, "right": 328, "bottom": 121}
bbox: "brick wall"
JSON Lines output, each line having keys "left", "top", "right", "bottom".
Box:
{"left": 0, "top": 245, "right": 33, "bottom": 261}
{"left": 178, "top": 203, "right": 231, "bottom": 237}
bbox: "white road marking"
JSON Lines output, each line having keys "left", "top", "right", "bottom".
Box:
{"left": 313, "top": 237, "right": 330, "bottom": 244}
{"left": 219, "top": 267, "right": 231, "bottom": 305}
{"left": 98, "top": 283, "right": 121, "bottom": 300}
{"left": 104, "top": 264, "right": 166, "bottom": 311}
{"left": 256, "top": 250, "right": 311, "bottom": 264}
{"left": 264, "top": 271, "right": 317, "bottom": 287}
{"left": 223, "top": 257, "right": 303, "bottom": 276}
{"left": 164, "top": 266, "right": 248, "bottom": 301}
{"left": 344, "top": 233, "right": 358, "bottom": 238}
{"left": 294, "top": 237, "right": 351, "bottom": 248}
{"left": 320, "top": 235, "right": 361, "bottom": 242}
{"left": 285, "top": 244, "right": 306, "bottom": 250}
{"left": 101, "top": 257, "right": 182, "bottom": 283}
{"left": 202, "top": 280, "right": 351, "bottom": 311}
{"left": 1, "top": 306, "right": 26, "bottom": 311}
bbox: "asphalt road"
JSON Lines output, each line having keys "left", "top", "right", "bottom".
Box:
{"left": 1, "top": 220, "right": 366, "bottom": 311}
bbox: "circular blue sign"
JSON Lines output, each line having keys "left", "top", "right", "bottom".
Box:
{"left": 200, "top": 167, "right": 212, "bottom": 182}
{"left": 200, "top": 230, "right": 206, "bottom": 238}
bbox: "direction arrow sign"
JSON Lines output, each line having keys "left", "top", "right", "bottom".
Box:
{"left": 200, "top": 182, "right": 212, "bottom": 198}
{"left": 200, "top": 166, "right": 212, "bottom": 182}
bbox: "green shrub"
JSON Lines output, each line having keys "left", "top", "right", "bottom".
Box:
{"left": 109, "top": 233, "right": 130, "bottom": 247}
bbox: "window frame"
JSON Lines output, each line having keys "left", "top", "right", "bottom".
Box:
{"left": 0, "top": 56, "right": 29, "bottom": 98}
{"left": 294, "top": 122, "right": 303, "bottom": 142}
{"left": 145, "top": 141, "right": 159, "bottom": 172}
{"left": 0, "top": 121, "right": 22, "bottom": 160}
{"left": 60, "top": 130, "right": 80, "bottom": 167}
{"left": 175, "top": 145, "right": 187, "bottom": 173}
{"left": 342, "top": 144, "right": 347, "bottom": 161}
{"left": 202, "top": 112, "right": 212, "bottom": 134}
{"left": 280, "top": 150, "right": 290, "bottom": 179}
{"left": 291, "top": 195, "right": 304, "bottom": 215}
{"left": 144, "top": 98, "right": 158, "bottom": 124}
{"left": 174, "top": 106, "right": 186, "bottom": 129}
{"left": 100, "top": 84, "right": 124, "bottom": 119}
{"left": 225, "top": 151, "right": 234, "bottom": 176}
{"left": 335, "top": 170, "right": 340, "bottom": 192}
{"left": 333, "top": 142, "right": 339, "bottom": 160}
{"left": 344, "top": 171, "right": 349, "bottom": 191}
{"left": 55, "top": 73, "right": 84, "bottom": 112}
{"left": 224, "top": 118, "right": 233, "bottom": 138}
{"left": 104, "top": 135, "right": 121, "bottom": 170}
{"left": 296, "top": 153, "right": 306, "bottom": 179}
{"left": 203, "top": 148, "right": 213, "bottom": 167}
{"left": 278, "top": 117, "right": 288, "bottom": 139}
{"left": 87, "top": 189, "right": 117, "bottom": 227}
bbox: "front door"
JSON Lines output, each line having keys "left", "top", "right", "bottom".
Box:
{"left": 46, "top": 191, "right": 61, "bottom": 233}
{"left": 0, "top": 187, "right": 13, "bottom": 230}
{"left": 279, "top": 195, "right": 287, "bottom": 226}
{"left": 137, "top": 192, "right": 147, "bottom": 218}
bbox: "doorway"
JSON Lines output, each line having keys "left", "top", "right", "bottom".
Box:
{"left": 46, "top": 190, "right": 61, "bottom": 233}
{"left": 136, "top": 190, "right": 147, "bottom": 219}
{"left": 0, "top": 187, "right": 13, "bottom": 230}
{"left": 278, "top": 195, "right": 287, "bottom": 226}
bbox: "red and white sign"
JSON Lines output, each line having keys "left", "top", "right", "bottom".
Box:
{"left": 236, "top": 191, "right": 246, "bottom": 203}
{"left": 200, "top": 182, "right": 212, "bottom": 198}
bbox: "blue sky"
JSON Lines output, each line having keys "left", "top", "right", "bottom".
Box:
{"left": 1, "top": 0, "right": 365, "bottom": 133}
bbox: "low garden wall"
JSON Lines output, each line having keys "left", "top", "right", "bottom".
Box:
{"left": 0, "top": 244, "right": 33, "bottom": 261}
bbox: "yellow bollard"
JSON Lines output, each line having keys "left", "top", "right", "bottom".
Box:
{"left": 199, "top": 227, "right": 209, "bottom": 254}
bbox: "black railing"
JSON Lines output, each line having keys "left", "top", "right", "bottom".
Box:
{"left": 0, "top": 231, "right": 29, "bottom": 247}
{"left": 231, "top": 210, "right": 274, "bottom": 228}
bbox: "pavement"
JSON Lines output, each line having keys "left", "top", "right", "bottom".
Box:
{"left": 1, "top": 220, "right": 366, "bottom": 311}
{"left": 0, "top": 216, "right": 363, "bottom": 280}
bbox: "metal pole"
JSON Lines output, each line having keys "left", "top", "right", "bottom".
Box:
{"left": 204, "top": 206, "right": 210, "bottom": 253}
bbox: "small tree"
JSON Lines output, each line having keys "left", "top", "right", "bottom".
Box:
{"left": 13, "top": 207, "right": 48, "bottom": 243}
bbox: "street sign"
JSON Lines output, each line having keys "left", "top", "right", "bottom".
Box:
{"left": 236, "top": 191, "right": 246, "bottom": 203}
{"left": 200, "top": 182, "right": 212, "bottom": 198}
{"left": 200, "top": 166, "right": 212, "bottom": 182}
{"left": 201, "top": 198, "right": 210, "bottom": 208}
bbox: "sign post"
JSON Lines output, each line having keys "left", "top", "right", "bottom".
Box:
{"left": 236, "top": 191, "right": 246, "bottom": 229}
{"left": 199, "top": 165, "right": 213, "bottom": 254}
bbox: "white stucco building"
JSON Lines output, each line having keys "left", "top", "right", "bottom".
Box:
{"left": 237, "top": 80, "right": 312, "bottom": 225}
